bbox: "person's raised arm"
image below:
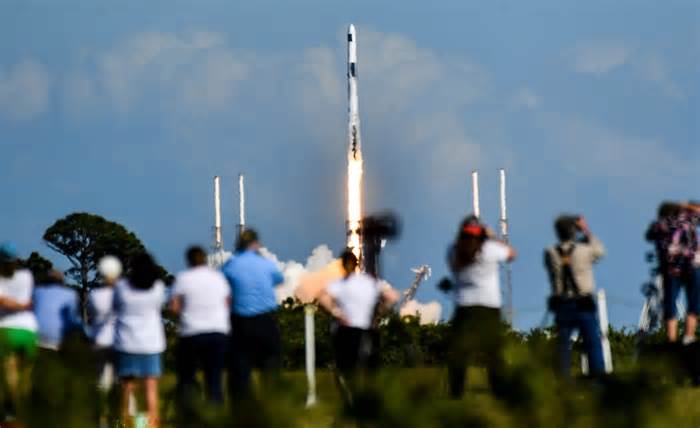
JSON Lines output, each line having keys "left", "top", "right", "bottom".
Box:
{"left": 578, "top": 216, "right": 605, "bottom": 262}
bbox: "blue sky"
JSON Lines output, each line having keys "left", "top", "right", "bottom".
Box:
{"left": 1, "top": 0, "right": 698, "bottom": 329}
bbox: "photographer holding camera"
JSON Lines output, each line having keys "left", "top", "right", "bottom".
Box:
{"left": 545, "top": 215, "right": 605, "bottom": 377}
{"left": 442, "top": 215, "right": 516, "bottom": 399}
{"left": 646, "top": 201, "right": 700, "bottom": 344}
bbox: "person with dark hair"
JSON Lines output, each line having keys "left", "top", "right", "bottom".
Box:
{"left": 444, "top": 215, "right": 516, "bottom": 399}
{"left": 221, "top": 229, "right": 284, "bottom": 399}
{"left": 545, "top": 215, "right": 606, "bottom": 377}
{"left": 170, "top": 245, "right": 230, "bottom": 408}
{"left": 113, "top": 252, "right": 167, "bottom": 428}
{"left": 318, "top": 249, "right": 399, "bottom": 400}
{"left": 646, "top": 201, "right": 699, "bottom": 343}
{"left": 0, "top": 243, "right": 38, "bottom": 420}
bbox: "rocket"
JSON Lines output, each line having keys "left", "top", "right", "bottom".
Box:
{"left": 347, "top": 24, "right": 362, "bottom": 161}
{"left": 346, "top": 24, "right": 364, "bottom": 261}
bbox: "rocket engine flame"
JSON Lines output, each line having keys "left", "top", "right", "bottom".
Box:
{"left": 347, "top": 157, "right": 363, "bottom": 259}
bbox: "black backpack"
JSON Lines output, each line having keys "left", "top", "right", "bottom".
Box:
{"left": 548, "top": 244, "right": 596, "bottom": 312}
{"left": 556, "top": 244, "right": 579, "bottom": 295}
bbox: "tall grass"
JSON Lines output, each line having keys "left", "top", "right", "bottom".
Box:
{"left": 3, "top": 330, "right": 699, "bottom": 427}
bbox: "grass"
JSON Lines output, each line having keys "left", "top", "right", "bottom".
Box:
{"left": 149, "top": 365, "right": 700, "bottom": 427}
{"left": 7, "top": 336, "right": 700, "bottom": 427}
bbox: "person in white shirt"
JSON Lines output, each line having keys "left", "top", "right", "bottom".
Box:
{"left": 443, "top": 216, "right": 516, "bottom": 399}
{"left": 0, "top": 243, "right": 38, "bottom": 419}
{"left": 319, "top": 250, "right": 399, "bottom": 395}
{"left": 170, "top": 246, "right": 230, "bottom": 407}
{"left": 113, "top": 252, "right": 167, "bottom": 428}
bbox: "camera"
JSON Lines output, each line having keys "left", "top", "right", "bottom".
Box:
{"left": 360, "top": 213, "right": 401, "bottom": 241}
{"left": 360, "top": 212, "right": 401, "bottom": 278}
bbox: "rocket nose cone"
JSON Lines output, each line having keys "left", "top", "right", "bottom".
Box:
{"left": 348, "top": 24, "right": 356, "bottom": 40}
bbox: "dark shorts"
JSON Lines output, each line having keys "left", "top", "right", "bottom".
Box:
{"left": 663, "top": 269, "right": 700, "bottom": 320}
{"left": 115, "top": 351, "right": 162, "bottom": 378}
{"left": 332, "top": 325, "right": 379, "bottom": 372}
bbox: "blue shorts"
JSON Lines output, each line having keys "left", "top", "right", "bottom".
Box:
{"left": 663, "top": 269, "right": 700, "bottom": 320}
{"left": 115, "top": 352, "right": 162, "bottom": 378}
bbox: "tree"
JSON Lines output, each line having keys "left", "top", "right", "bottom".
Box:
{"left": 43, "top": 212, "right": 170, "bottom": 319}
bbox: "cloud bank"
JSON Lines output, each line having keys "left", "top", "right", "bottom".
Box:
{"left": 0, "top": 59, "right": 50, "bottom": 122}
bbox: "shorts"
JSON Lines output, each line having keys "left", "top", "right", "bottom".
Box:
{"left": 664, "top": 269, "right": 699, "bottom": 320}
{"left": 115, "top": 351, "right": 162, "bottom": 378}
{"left": 0, "top": 327, "right": 38, "bottom": 359}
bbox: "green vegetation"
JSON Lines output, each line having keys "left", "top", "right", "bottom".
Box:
{"left": 0, "top": 298, "right": 695, "bottom": 427}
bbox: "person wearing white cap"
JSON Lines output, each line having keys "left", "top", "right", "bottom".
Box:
{"left": 89, "top": 255, "right": 123, "bottom": 425}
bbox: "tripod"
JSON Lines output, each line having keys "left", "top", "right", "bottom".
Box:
{"left": 637, "top": 252, "right": 685, "bottom": 333}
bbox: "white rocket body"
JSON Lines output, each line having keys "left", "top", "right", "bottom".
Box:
{"left": 347, "top": 24, "right": 361, "bottom": 161}
{"left": 238, "top": 173, "right": 246, "bottom": 234}
{"left": 214, "top": 176, "right": 223, "bottom": 249}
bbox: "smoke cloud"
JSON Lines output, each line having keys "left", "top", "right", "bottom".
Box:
{"left": 399, "top": 300, "right": 442, "bottom": 325}
{"left": 259, "top": 245, "right": 336, "bottom": 303}
{"left": 212, "top": 244, "right": 443, "bottom": 323}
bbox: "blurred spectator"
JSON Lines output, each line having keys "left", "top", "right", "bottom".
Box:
{"left": 90, "top": 256, "right": 123, "bottom": 387}
{"left": 90, "top": 255, "right": 123, "bottom": 427}
{"left": 445, "top": 215, "right": 516, "bottom": 398}
{"left": 646, "top": 202, "right": 699, "bottom": 343}
{"left": 319, "top": 249, "right": 399, "bottom": 402}
{"left": 221, "top": 229, "right": 284, "bottom": 399}
{"left": 32, "top": 269, "right": 81, "bottom": 351}
{"left": 545, "top": 215, "right": 605, "bottom": 377}
{"left": 0, "top": 243, "right": 38, "bottom": 420}
{"left": 170, "top": 245, "right": 230, "bottom": 407}
{"left": 113, "top": 252, "right": 167, "bottom": 428}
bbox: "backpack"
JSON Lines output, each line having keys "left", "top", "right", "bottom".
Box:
{"left": 556, "top": 244, "right": 579, "bottom": 295}
{"left": 548, "top": 244, "right": 595, "bottom": 312}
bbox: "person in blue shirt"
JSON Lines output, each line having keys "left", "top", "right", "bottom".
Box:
{"left": 32, "top": 269, "right": 81, "bottom": 351}
{"left": 221, "top": 228, "right": 284, "bottom": 399}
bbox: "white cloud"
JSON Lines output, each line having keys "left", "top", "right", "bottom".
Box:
{"left": 569, "top": 40, "right": 684, "bottom": 99}
{"left": 637, "top": 54, "right": 684, "bottom": 100}
{"left": 570, "top": 40, "right": 632, "bottom": 75}
{"left": 360, "top": 29, "right": 488, "bottom": 116}
{"left": 0, "top": 59, "right": 50, "bottom": 122}
{"left": 66, "top": 31, "right": 248, "bottom": 116}
{"left": 537, "top": 113, "right": 693, "bottom": 187}
{"left": 511, "top": 87, "right": 541, "bottom": 110}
